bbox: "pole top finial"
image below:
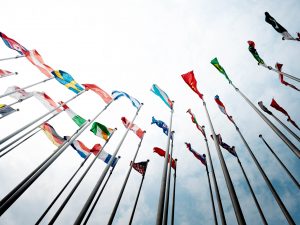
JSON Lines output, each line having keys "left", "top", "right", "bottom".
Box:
{"left": 147, "top": 159, "right": 150, "bottom": 162}
{"left": 259, "top": 134, "right": 262, "bottom": 138}
{"left": 141, "top": 103, "right": 144, "bottom": 105}
{"left": 175, "top": 158, "right": 178, "bottom": 161}
{"left": 114, "top": 127, "right": 118, "bottom": 130}
{"left": 117, "top": 156, "right": 121, "bottom": 159}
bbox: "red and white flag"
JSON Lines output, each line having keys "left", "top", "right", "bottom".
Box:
{"left": 0, "top": 69, "right": 15, "bottom": 78}
{"left": 276, "top": 63, "right": 299, "bottom": 92}
{"left": 34, "top": 92, "right": 62, "bottom": 114}
{"left": 5, "top": 86, "right": 33, "bottom": 100}
{"left": 121, "top": 116, "right": 144, "bottom": 138}
{"left": 82, "top": 84, "right": 112, "bottom": 104}
{"left": 25, "top": 50, "right": 54, "bottom": 78}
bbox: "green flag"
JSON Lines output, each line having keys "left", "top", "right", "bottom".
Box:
{"left": 90, "top": 122, "right": 113, "bottom": 141}
{"left": 210, "top": 57, "right": 232, "bottom": 83}
{"left": 247, "top": 41, "right": 265, "bottom": 65}
{"left": 60, "top": 102, "right": 86, "bottom": 127}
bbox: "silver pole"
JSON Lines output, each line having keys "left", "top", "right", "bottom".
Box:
{"left": 271, "top": 115, "right": 300, "bottom": 142}
{"left": 0, "top": 55, "right": 25, "bottom": 62}
{"left": 260, "top": 64, "right": 300, "bottom": 83}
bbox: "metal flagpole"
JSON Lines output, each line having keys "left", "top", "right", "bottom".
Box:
{"left": 259, "top": 134, "right": 300, "bottom": 189}
{"left": 230, "top": 83, "right": 300, "bottom": 159}
{"left": 170, "top": 159, "right": 177, "bottom": 225}
{"left": 48, "top": 128, "right": 116, "bottom": 225}
{"left": 73, "top": 103, "right": 143, "bottom": 225}
{"left": 162, "top": 131, "right": 175, "bottom": 225}
{"left": 82, "top": 156, "right": 121, "bottom": 225}
{"left": 260, "top": 64, "right": 300, "bottom": 83}
{"left": 202, "top": 100, "right": 246, "bottom": 225}
{"left": 0, "top": 72, "right": 18, "bottom": 79}
{"left": 156, "top": 101, "right": 174, "bottom": 225}
{"left": 203, "top": 126, "right": 227, "bottom": 225}
{"left": 107, "top": 131, "right": 146, "bottom": 225}
{"left": 128, "top": 160, "right": 150, "bottom": 225}
{"left": 0, "top": 55, "right": 25, "bottom": 62}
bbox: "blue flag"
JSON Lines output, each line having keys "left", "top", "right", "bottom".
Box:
{"left": 151, "top": 84, "right": 173, "bottom": 109}
{"left": 151, "top": 116, "right": 172, "bottom": 139}
{"left": 51, "top": 70, "right": 84, "bottom": 94}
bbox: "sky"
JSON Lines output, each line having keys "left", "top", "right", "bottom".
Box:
{"left": 0, "top": 0, "right": 299, "bottom": 225}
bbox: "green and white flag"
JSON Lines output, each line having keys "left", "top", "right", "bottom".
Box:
{"left": 60, "top": 101, "right": 86, "bottom": 127}
{"left": 90, "top": 122, "right": 113, "bottom": 141}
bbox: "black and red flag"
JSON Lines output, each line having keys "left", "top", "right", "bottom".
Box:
{"left": 132, "top": 161, "right": 148, "bottom": 175}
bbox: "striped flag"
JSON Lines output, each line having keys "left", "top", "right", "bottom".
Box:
{"left": 59, "top": 101, "right": 86, "bottom": 127}
{"left": 211, "top": 57, "right": 232, "bottom": 83}
{"left": 0, "top": 32, "right": 27, "bottom": 55}
{"left": 34, "top": 92, "right": 62, "bottom": 114}
{"left": 186, "top": 109, "right": 205, "bottom": 137}
{"left": 111, "top": 90, "right": 141, "bottom": 108}
{"left": 247, "top": 41, "right": 265, "bottom": 65}
{"left": 275, "top": 63, "right": 299, "bottom": 91}
{"left": 64, "top": 136, "right": 91, "bottom": 159}
{"left": 25, "top": 50, "right": 54, "bottom": 78}
{"left": 52, "top": 70, "right": 84, "bottom": 94}
{"left": 258, "top": 101, "right": 273, "bottom": 115}
{"left": 40, "top": 123, "right": 65, "bottom": 147}
{"left": 211, "top": 134, "right": 237, "bottom": 157}
{"left": 4, "top": 86, "right": 33, "bottom": 100}
{"left": 90, "top": 144, "right": 118, "bottom": 167}
{"left": 90, "top": 122, "right": 114, "bottom": 141}
{"left": 121, "top": 117, "right": 144, "bottom": 139}
{"left": 132, "top": 161, "right": 148, "bottom": 175}
{"left": 0, "top": 69, "right": 15, "bottom": 78}
{"left": 181, "top": 71, "right": 203, "bottom": 100}
{"left": 214, "top": 95, "right": 235, "bottom": 123}
{"left": 82, "top": 84, "right": 113, "bottom": 104}
{"left": 153, "top": 147, "right": 176, "bottom": 169}
{"left": 150, "top": 84, "right": 173, "bottom": 109}
{"left": 185, "top": 142, "right": 206, "bottom": 166}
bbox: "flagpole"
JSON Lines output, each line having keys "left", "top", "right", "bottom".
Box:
{"left": 73, "top": 103, "right": 143, "bottom": 225}
{"left": 260, "top": 64, "right": 300, "bottom": 83}
{"left": 259, "top": 134, "right": 300, "bottom": 189}
{"left": 0, "top": 55, "right": 25, "bottom": 62}
{"left": 107, "top": 131, "right": 146, "bottom": 225}
{"left": 202, "top": 100, "right": 246, "bottom": 225}
{"left": 170, "top": 159, "right": 177, "bottom": 225}
{"left": 48, "top": 128, "right": 117, "bottom": 225}
{"left": 128, "top": 159, "right": 150, "bottom": 225}
{"left": 162, "top": 131, "right": 175, "bottom": 225}
{"left": 230, "top": 83, "right": 300, "bottom": 158}
{"left": 82, "top": 156, "right": 121, "bottom": 225}
{"left": 0, "top": 72, "right": 18, "bottom": 79}
{"left": 0, "top": 108, "right": 19, "bottom": 120}
{"left": 202, "top": 126, "right": 227, "bottom": 225}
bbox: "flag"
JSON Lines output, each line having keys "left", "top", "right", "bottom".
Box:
{"left": 150, "top": 84, "right": 173, "bottom": 109}
{"left": 0, "top": 32, "right": 27, "bottom": 55}
{"left": 186, "top": 109, "right": 206, "bottom": 137}
{"left": 0, "top": 69, "right": 15, "bottom": 78}
{"left": 90, "top": 144, "right": 118, "bottom": 167}
{"left": 0, "top": 104, "right": 16, "bottom": 117}
{"left": 270, "top": 98, "right": 299, "bottom": 130}
{"left": 51, "top": 70, "right": 84, "bottom": 94}
{"left": 132, "top": 161, "right": 148, "bottom": 175}
{"left": 64, "top": 136, "right": 91, "bottom": 159}
{"left": 275, "top": 63, "right": 299, "bottom": 91}
{"left": 90, "top": 122, "right": 114, "bottom": 141}
{"left": 40, "top": 123, "right": 65, "bottom": 147}
{"left": 247, "top": 41, "right": 265, "bottom": 65}
{"left": 121, "top": 117, "right": 144, "bottom": 138}
{"left": 34, "top": 92, "right": 62, "bottom": 113}
{"left": 211, "top": 58, "right": 232, "bottom": 83}
{"left": 25, "top": 50, "right": 54, "bottom": 78}
{"left": 59, "top": 101, "right": 87, "bottom": 127}
{"left": 82, "top": 84, "right": 113, "bottom": 104}
{"left": 214, "top": 95, "right": 235, "bottom": 123}
{"left": 111, "top": 90, "right": 141, "bottom": 108}
{"left": 258, "top": 101, "right": 273, "bottom": 115}
{"left": 185, "top": 142, "right": 206, "bottom": 166}
{"left": 153, "top": 147, "right": 176, "bottom": 169}
{"left": 211, "top": 134, "right": 237, "bottom": 157}
{"left": 181, "top": 71, "right": 203, "bottom": 100}
{"left": 4, "top": 86, "right": 33, "bottom": 100}
{"left": 151, "top": 116, "right": 172, "bottom": 138}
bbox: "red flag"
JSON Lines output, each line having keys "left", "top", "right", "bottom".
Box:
{"left": 132, "top": 161, "right": 148, "bottom": 175}
{"left": 25, "top": 50, "right": 54, "bottom": 78}
{"left": 153, "top": 147, "right": 176, "bottom": 169}
{"left": 275, "top": 63, "right": 299, "bottom": 92}
{"left": 82, "top": 84, "right": 113, "bottom": 104}
{"left": 121, "top": 117, "right": 144, "bottom": 138}
{"left": 181, "top": 71, "right": 203, "bottom": 100}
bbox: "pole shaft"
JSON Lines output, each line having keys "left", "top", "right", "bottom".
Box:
{"left": 170, "top": 161, "right": 177, "bottom": 225}
{"left": 260, "top": 64, "right": 300, "bottom": 83}
{"left": 0, "top": 55, "right": 25, "bottom": 62}
{"left": 271, "top": 115, "right": 300, "bottom": 142}
{"left": 206, "top": 165, "right": 218, "bottom": 225}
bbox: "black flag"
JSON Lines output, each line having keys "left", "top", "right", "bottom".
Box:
{"left": 265, "top": 12, "right": 293, "bottom": 40}
{"left": 258, "top": 101, "right": 273, "bottom": 115}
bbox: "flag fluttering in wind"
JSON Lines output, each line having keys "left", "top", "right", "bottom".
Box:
{"left": 90, "top": 144, "right": 118, "bottom": 167}
{"left": 0, "top": 69, "right": 15, "bottom": 78}
{"left": 270, "top": 98, "right": 299, "bottom": 130}
{"left": 185, "top": 142, "right": 206, "bottom": 166}
{"left": 0, "top": 32, "right": 27, "bottom": 55}
{"left": 186, "top": 109, "right": 205, "bottom": 137}
{"left": 211, "top": 58, "right": 232, "bottom": 83}
{"left": 151, "top": 116, "right": 172, "bottom": 138}
{"left": 214, "top": 95, "right": 235, "bottom": 123}
{"left": 82, "top": 84, "right": 113, "bottom": 104}
{"left": 41, "top": 123, "right": 65, "bottom": 147}
{"left": 111, "top": 90, "right": 141, "bottom": 108}
{"left": 275, "top": 63, "right": 299, "bottom": 91}
{"left": 0, "top": 104, "right": 16, "bottom": 118}
{"left": 90, "top": 122, "right": 114, "bottom": 141}
{"left": 258, "top": 101, "right": 273, "bottom": 115}
{"left": 153, "top": 147, "right": 176, "bottom": 169}
{"left": 4, "top": 86, "right": 33, "bottom": 100}
{"left": 121, "top": 116, "right": 144, "bottom": 139}
{"left": 247, "top": 41, "right": 265, "bottom": 65}
{"left": 150, "top": 84, "right": 173, "bottom": 109}
{"left": 34, "top": 92, "right": 62, "bottom": 113}
{"left": 181, "top": 71, "right": 203, "bottom": 100}
{"left": 132, "top": 161, "right": 148, "bottom": 175}
{"left": 51, "top": 70, "right": 84, "bottom": 94}
{"left": 64, "top": 136, "right": 91, "bottom": 159}
{"left": 59, "top": 101, "right": 87, "bottom": 127}
{"left": 25, "top": 50, "right": 54, "bottom": 78}
{"left": 211, "top": 134, "right": 237, "bottom": 157}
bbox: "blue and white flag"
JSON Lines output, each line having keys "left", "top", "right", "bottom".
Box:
{"left": 151, "top": 116, "right": 172, "bottom": 139}
{"left": 111, "top": 90, "right": 141, "bottom": 109}
{"left": 151, "top": 84, "right": 173, "bottom": 109}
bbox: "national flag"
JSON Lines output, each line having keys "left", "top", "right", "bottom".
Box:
{"left": 64, "top": 136, "right": 91, "bottom": 159}
{"left": 25, "top": 50, "right": 54, "bottom": 78}
{"left": 132, "top": 161, "right": 148, "bottom": 175}
{"left": 0, "top": 69, "right": 15, "bottom": 78}
{"left": 270, "top": 98, "right": 299, "bottom": 130}
{"left": 153, "top": 147, "right": 176, "bottom": 169}
{"left": 185, "top": 142, "right": 206, "bottom": 166}
{"left": 275, "top": 63, "right": 299, "bottom": 91}
{"left": 0, "top": 32, "right": 27, "bottom": 55}
{"left": 150, "top": 84, "right": 173, "bottom": 109}
{"left": 4, "top": 86, "right": 33, "bottom": 100}
{"left": 211, "top": 58, "right": 232, "bottom": 83}
{"left": 186, "top": 109, "right": 206, "bottom": 137}
{"left": 121, "top": 117, "right": 144, "bottom": 139}
{"left": 211, "top": 134, "right": 237, "bottom": 157}
{"left": 90, "top": 144, "right": 118, "bottom": 167}
{"left": 34, "top": 92, "right": 62, "bottom": 113}
{"left": 82, "top": 84, "right": 113, "bottom": 104}
{"left": 90, "top": 122, "right": 114, "bottom": 141}
{"left": 51, "top": 70, "right": 84, "bottom": 94}
{"left": 59, "top": 101, "right": 86, "bottom": 127}
{"left": 0, "top": 104, "right": 16, "bottom": 117}
{"left": 151, "top": 116, "right": 172, "bottom": 138}
{"left": 247, "top": 41, "right": 265, "bottom": 65}
{"left": 111, "top": 90, "right": 141, "bottom": 108}
{"left": 258, "top": 101, "right": 273, "bottom": 115}
{"left": 214, "top": 95, "right": 235, "bottom": 123}
{"left": 181, "top": 71, "right": 203, "bottom": 100}
{"left": 40, "top": 123, "right": 65, "bottom": 147}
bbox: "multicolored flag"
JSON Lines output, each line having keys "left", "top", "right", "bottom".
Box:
{"left": 0, "top": 32, "right": 27, "bottom": 55}
{"left": 211, "top": 134, "right": 237, "bottom": 157}
{"left": 181, "top": 71, "right": 203, "bottom": 100}
{"left": 0, "top": 69, "right": 15, "bottom": 78}
{"left": 151, "top": 116, "right": 172, "bottom": 138}
{"left": 90, "top": 144, "right": 118, "bottom": 167}
{"left": 258, "top": 101, "right": 273, "bottom": 115}
{"left": 265, "top": 12, "right": 294, "bottom": 40}
{"left": 121, "top": 117, "right": 144, "bottom": 138}
{"left": 275, "top": 63, "right": 299, "bottom": 91}
{"left": 4, "top": 86, "right": 33, "bottom": 100}
{"left": 247, "top": 41, "right": 265, "bottom": 65}
{"left": 82, "top": 84, "right": 113, "bottom": 104}
{"left": 90, "top": 122, "right": 114, "bottom": 141}
{"left": 150, "top": 84, "right": 173, "bottom": 109}
{"left": 0, "top": 104, "right": 16, "bottom": 118}
{"left": 132, "top": 161, "right": 148, "bottom": 175}
{"left": 211, "top": 58, "right": 232, "bottom": 83}
{"left": 59, "top": 101, "right": 87, "bottom": 127}
{"left": 111, "top": 90, "right": 141, "bottom": 108}
{"left": 153, "top": 147, "right": 176, "bottom": 169}
{"left": 25, "top": 50, "right": 54, "bottom": 78}
{"left": 270, "top": 98, "right": 299, "bottom": 130}
{"left": 51, "top": 70, "right": 84, "bottom": 94}
{"left": 64, "top": 136, "right": 91, "bottom": 159}
{"left": 214, "top": 95, "right": 235, "bottom": 123}
{"left": 185, "top": 142, "right": 206, "bottom": 166}
{"left": 34, "top": 92, "right": 62, "bottom": 113}
{"left": 186, "top": 108, "right": 206, "bottom": 137}
{"left": 41, "top": 123, "right": 65, "bottom": 147}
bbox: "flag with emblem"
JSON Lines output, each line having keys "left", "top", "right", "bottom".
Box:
{"left": 211, "top": 58, "right": 232, "bottom": 83}
{"left": 0, "top": 32, "right": 27, "bottom": 55}
{"left": 51, "top": 70, "right": 84, "bottom": 94}
{"left": 151, "top": 116, "right": 172, "bottom": 138}
{"left": 181, "top": 71, "right": 204, "bottom": 100}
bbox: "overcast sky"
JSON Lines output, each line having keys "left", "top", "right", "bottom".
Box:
{"left": 0, "top": 0, "right": 299, "bottom": 225}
